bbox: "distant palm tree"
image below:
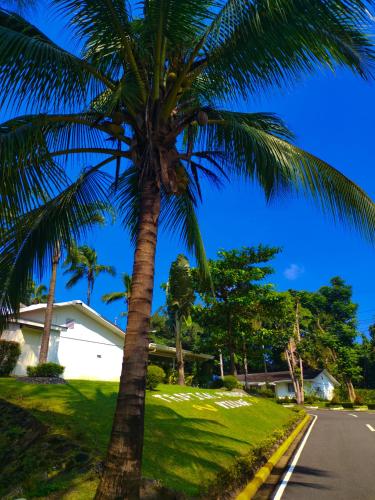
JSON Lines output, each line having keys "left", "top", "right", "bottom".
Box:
{"left": 102, "top": 273, "right": 132, "bottom": 315}
{"left": 165, "top": 255, "right": 195, "bottom": 386}
{"left": 28, "top": 281, "right": 48, "bottom": 305}
{"left": 64, "top": 245, "right": 115, "bottom": 306}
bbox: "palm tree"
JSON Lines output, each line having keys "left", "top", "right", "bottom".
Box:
{"left": 39, "top": 210, "right": 108, "bottom": 364}
{"left": 1, "top": 2, "right": 375, "bottom": 497}
{"left": 28, "top": 281, "right": 48, "bottom": 305}
{"left": 166, "top": 255, "right": 195, "bottom": 386}
{"left": 102, "top": 272, "right": 132, "bottom": 314}
{"left": 64, "top": 245, "right": 116, "bottom": 306}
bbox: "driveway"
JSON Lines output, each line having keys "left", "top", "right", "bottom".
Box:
{"left": 273, "top": 409, "right": 375, "bottom": 500}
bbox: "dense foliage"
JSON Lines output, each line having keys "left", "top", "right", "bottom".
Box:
{"left": 146, "top": 365, "right": 166, "bottom": 390}
{"left": 0, "top": 340, "right": 20, "bottom": 376}
{"left": 26, "top": 362, "right": 65, "bottom": 378}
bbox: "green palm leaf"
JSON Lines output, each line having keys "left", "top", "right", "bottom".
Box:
{"left": 0, "top": 167, "right": 111, "bottom": 322}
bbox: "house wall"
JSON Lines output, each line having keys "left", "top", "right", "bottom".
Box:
{"left": 309, "top": 373, "right": 335, "bottom": 400}
{"left": 51, "top": 305, "right": 124, "bottom": 381}
{"left": 275, "top": 382, "right": 294, "bottom": 399}
{"left": 2, "top": 324, "right": 59, "bottom": 376}
{"left": 275, "top": 374, "right": 335, "bottom": 400}
{"left": 4, "top": 305, "right": 125, "bottom": 380}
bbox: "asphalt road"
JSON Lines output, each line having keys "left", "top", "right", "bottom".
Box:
{"left": 275, "top": 409, "right": 375, "bottom": 500}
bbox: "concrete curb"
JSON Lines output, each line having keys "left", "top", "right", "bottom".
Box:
{"left": 236, "top": 415, "right": 311, "bottom": 500}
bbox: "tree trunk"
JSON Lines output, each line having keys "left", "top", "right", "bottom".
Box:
{"left": 227, "top": 313, "right": 237, "bottom": 376}
{"left": 175, "top": 316, "right": 185, "bottom": 386}
{"left": 87, "top": 276, "right": 92, "bottom": 306}
{"left": 243, "top": 339, "right": 249, "bottom": 391}
{"left": 39, "top": 244, "right": 60, "bottom": 364}
{"left": 219, "top": 350, "right": 224, "bottom": 379}
{"left": 346, "top": 378, "right": 356, "bottom": 402}
{"left": 294, "top": 300, "right": 304, "bottom": 404}
{"left": 95, "top": 180, "right": 160, "bottom": 500}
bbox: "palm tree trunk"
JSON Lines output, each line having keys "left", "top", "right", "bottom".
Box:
{"left": 175, "top": 316, "right": 185, "bottom": 386}
{"left": 227, "top": 312, "right": 237, "bottom": 376}
{"left": 95, "top": 180, "right": 160, "bottom": 500}
{"left": 39, "top": 244, "right": 60, "bottom": 364}
{"left": 87, "top": 275, "right": 92, "bottom": 306}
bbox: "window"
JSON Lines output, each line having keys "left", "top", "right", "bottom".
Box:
{"left": 287, "top": 383, "right": 294, "bottom": 393}
{"left": 65, "top": 318, "right": 75, "bottom": 329}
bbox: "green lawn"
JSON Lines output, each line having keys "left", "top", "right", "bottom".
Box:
{"left": 0, "top": 379, "right": 301, "bottom": 498}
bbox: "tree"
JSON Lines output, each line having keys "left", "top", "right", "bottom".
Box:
{"left": 195, "top": 246, "right": 280, "bottom": 375}
{"left": 1, "top": 2, "right": 375, "bottom": 497}
{"left": 102, "top": 272, "right": 132, "bottom": 316}
{"left": 165, "top": 254, "right": 195, "bottom": 385}
{"left": 64, "top": 245, "right": 115, "bottom": 306}
{"left": 27, "top": 281, "right": 48, "bottom": 305}
{"left": 39, "top": 210, "right": 108, "bottom": 364}
{"left": 299, "top": 278, "right": 361, "bottom": 401}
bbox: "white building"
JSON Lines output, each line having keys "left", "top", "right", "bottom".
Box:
{"left": 1, "top": 301, "right": 212, "bottom": 380}
{"left": 237, "top": 368, "right": 339, "bottom": 401}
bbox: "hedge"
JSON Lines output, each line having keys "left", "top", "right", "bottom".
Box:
{"left": 0, "top": 340, "right": 21, "bottom": 376}
{"left": 27, "top": 363, "right": 65, "bottom": 378}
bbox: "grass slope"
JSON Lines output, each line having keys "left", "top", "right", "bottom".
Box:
{"left": 0, "top": 380, "right": 300, "bottom": 498}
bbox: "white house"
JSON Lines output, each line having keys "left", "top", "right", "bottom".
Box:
{"left": 237, "top": 368, "right": 339, "bottom": 401}
{"left": 1, "top": 301, "right": 212, "bottom": 380}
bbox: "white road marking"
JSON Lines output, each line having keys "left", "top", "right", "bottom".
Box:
{"left": 272, "top": 415, "right": 318, "bottom": 500}
{"left": 348, "top": 413, "right": 358, "bottom": 418}
{"left": 366, "top": 424, "right": 375, "bottom": 432}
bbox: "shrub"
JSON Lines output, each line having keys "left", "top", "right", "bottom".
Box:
{"left": 185, "top": 374, "right": 194, "bottom": 386}
{"left": 341, "top": 402, "right": 354, "bottom": 409}
{"left": 26, "top": 362, "right": 65, "bottom": 378}
{"left": 367, "top": 403, "right": 375, "bottom": 410}
{"left": 356, "top": 389, "right": 375, "bottom": 403}
{"left": 277, "top": 397, "right": 297, "bottom": 404}
{"left": 222, "top": 375, "right": 239, "bottom": 391}
{"left": 0, "top": 340, "right": 21, "bottom": 376}
{"left": 209, "top": 378, "right": 224, "bottom": 389}
{"left": 146, "top": 365, "right": 165, "bottom": 390}
{"left": 354, "top": 394, "right": 364, "bottom": 406}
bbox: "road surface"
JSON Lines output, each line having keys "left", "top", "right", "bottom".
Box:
{"left": 274, "top": 409, "right": 375, "bottom": 500}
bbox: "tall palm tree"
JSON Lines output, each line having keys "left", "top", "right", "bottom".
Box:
{"left": 166, "top": 255, "right": 195, "bottom": 386}
{"left": 64, "top": 245, "right": 116, "bottom": 306}
{"left": 102, "top": 272, "right": 132, "bottom": 314}
{"left": 1, "top": 2, "right": 375, "bottom": 497}
{"left": 39, "top": 210, "right": 108, "bottom": 364}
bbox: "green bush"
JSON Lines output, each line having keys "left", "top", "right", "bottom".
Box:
{"left": 356, "top": 389, "right": 375, "bottom": 403}
{"left": 277, "top": 397, "right": 297, "bottom": 404}
{"left": 367, "top": 403, "right": 375, "bottom": 410}
{"left": 185, "top": 374, "right": 194, "bottom": 386}
{"left": 209, "top": 378, "right": 224, "bottom": 389}
{"left": 354, "top": 394, "right": 364, "bottom": 405}
{"left": 0, "top": 340, "right": 21, "bottom": 376}
{"left": 222, "top": 375, "right": 239, "bottom": 391}
{"left": 341, "top": 402, "right": 354, "bottom": 409}
{"left": 146, "top": 365, "right": 165, "bottom": 390}
{"left": 26, "top": 363, "right": 65, "bottom": 378}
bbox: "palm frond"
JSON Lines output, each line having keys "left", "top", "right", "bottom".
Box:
{"left": 199, "top": 0, "right": 374, "bottom": 99}
{"left": 0, "top": 8, "right": 111, "bottom": 111}
{"left": 0, "top": 167, "right": 111, "bottom": 323}
{"left": 198, "top": 109, "right": 375, "bottom": 240}
{"left": 102, "top": 291, "right": 126, "bottom": 304}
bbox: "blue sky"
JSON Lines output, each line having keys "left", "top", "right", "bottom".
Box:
{"left": 8, "top": 5, "right": 375, "bottom": 334}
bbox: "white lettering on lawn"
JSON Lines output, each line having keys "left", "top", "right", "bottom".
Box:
{"left": 152, "top": 391, "right": 253, "bottom": 410}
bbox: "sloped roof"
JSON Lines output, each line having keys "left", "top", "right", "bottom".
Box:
{"left": 17, "top": 301, "right": 213, "bottom": 362}
{"left": 237, "top": 368, "right": 330, "bottom": 384}
{"left": 19, "top": 300, "right": 125, "bottom": 338}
